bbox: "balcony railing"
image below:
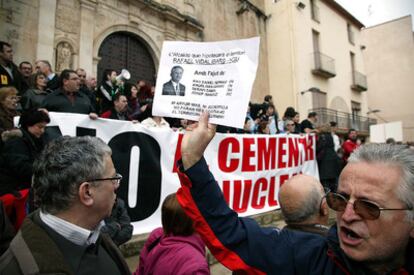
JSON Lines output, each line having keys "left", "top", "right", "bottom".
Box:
{"left": 311, "top": 52, "right": 336, "bottom": 78}
{"left": 310, "top": 107, "right": 377, "bottom": 134}
{"left": 351, "top": 70, "right": 368, "bottom": 92}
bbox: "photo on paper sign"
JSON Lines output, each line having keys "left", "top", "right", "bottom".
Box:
{"left": 162, "top": 65, "right": 186, "bottom": 96}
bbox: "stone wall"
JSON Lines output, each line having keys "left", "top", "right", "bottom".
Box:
{"left": 0, "top": 0, "right": 269, "bottom": 100}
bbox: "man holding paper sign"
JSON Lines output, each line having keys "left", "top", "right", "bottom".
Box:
{"left": 162, "top": 66, "right": 186, "bottom": 96}
{"left": 176, "top": 112, "right": 414, "bottom": 274}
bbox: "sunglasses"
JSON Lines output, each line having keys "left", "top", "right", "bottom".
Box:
{"left": 325, "top": 191, "right": 412, "bottom": 220}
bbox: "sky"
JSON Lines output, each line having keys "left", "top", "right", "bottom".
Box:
{"left": 334, "top": 0, "right": 414, "bottom": 30}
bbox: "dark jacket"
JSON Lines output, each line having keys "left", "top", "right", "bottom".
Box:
{"left": 316, "top": 133, "right": 341, "bottom": 180}
{"left": 0, "top": 211, "right": 131, "bottom": 275}
{"left": 162, "top": 80, "right": 185, "bottom": 96}
{"left": 42, "top": 88, "right": 96, "bottom": 114}
{"left": 100, "top": 108, "right": 130, "bottom": 121}
{"left": 0, "top": 63, "right": 25, "bottom": 95}
{"left": 97, "top": 82, "right": 116, "bottom": 113}
{"left": 0, "top": 201, "right": 15, "bottom": 255}
{"left": 21, "top": 88, "right": 50, "bottom": 110}
{"left": 101, "top": 198, "right": 133, "bottom": 246}
{"left": 79, "top": 84, "right": 97, "bottom": 110}
{"left": 284, "top": 223, "right": 329, "bottom": 237}
{"left": 0, "top": 129, "right": 44, "bottom": 196}
{"left": 0, "top": 107, "right": 18, "bottom": 136}
{"left": 300, "top": 119, "right": 314, "bottom": 133}
{"left": 46, "top": 74, "right": 59, "bottom": 91}
{"left": 176, "top": 157, "right": 414, "bottom": 274}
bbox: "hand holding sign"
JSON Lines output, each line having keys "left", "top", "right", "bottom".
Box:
{"left": 153, "top": 37, "right": 260, "bottom": 129}
{"left": 182, "top": 111, "right": 217, "bottom": 170}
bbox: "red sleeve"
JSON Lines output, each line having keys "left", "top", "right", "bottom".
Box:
{"left": 100, "top": 110, "right": 111, "bottom": 118}
{"left": 176, "top": 162, "right": 265, "bottom": 275}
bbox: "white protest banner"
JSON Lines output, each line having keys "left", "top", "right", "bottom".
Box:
{"left": 152, "top": 37, "right": 260, "bottom": 129}
{"left": 46, "top": 113, "right": 317, "bottom": 234}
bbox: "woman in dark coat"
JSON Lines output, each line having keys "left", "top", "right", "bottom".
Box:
{"left": 97, "top": 69, "right": 117, "bottom": 114}
{"left": 20, "top": 72, "right": 49, "bottom": 110}
{"left": 0, "top": 109, "right": 50, "bottom": 196}
{"left": 316, "top": 124, "right": 341, "bottom": 192}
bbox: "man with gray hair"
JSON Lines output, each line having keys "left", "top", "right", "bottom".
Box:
{"left": 279, "top": 174, "right": 329, "bottom": 236}
{"left": 176, "top": 112, "right": 414, "bottom": 274}
{"left": 0, "top": 136, "right": 131, "bottom": 274}
{"left": 35, "top": 60, "right": 59, "bottom": 91}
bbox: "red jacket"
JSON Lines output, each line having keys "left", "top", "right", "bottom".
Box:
{"left": 342, "top": 139, "right": 359, "bottom": 163}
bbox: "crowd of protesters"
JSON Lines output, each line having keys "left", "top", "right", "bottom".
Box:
{"left": 1, "top": 38, "right": 414, "bottom": 275}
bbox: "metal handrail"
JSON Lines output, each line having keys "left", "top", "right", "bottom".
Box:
{"left": 310, "top": 107, "right": 376, "bottom": 133}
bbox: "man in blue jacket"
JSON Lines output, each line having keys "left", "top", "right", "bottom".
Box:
{"left": 176, "top": 112, "right": 414, "bottom": 274}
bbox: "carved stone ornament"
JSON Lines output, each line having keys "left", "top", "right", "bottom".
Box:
{"left": 55, "top": 42, "right": 73, "bottom": 72}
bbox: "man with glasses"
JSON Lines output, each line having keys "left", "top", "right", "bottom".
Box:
{"left": 41, "top": 69, "right": 98, "bottom": 119}
{"left": 0, "top": 136, "right": 130, "bottom": 274}
{"left": 176, "top": 112, "right": 414, "bottom": 274}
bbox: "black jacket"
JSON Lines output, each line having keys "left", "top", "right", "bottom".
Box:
{"left": 316, "top": 133, "right": 341, "bottom": 180}
{"left": 101, "top": 198, "right": 133, "bottom": 246}
{"left": 46, "top": 74, "right": 59, "bottom": 91}
{"left": 97, "top": 82, "right": 116, "bottom": 113}
{"left": 42, "top": 88, "right": 96, "bottom": 114}
{"left": 0, "top": 129, "right": 44, "bottom": 196}
{"left": 0, "top": 63, "right": 25, "bottom": 95}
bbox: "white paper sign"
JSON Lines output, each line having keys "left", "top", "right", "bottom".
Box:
{"left": 153, "top": 37, "right": 260, "bottom": 129}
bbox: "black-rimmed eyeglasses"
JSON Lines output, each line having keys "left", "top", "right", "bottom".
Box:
{"left": 325, "top": 191, "right": 412, "bottom": 220}
{"left": 88, "top": 173, "right": 123, "bottom": 186}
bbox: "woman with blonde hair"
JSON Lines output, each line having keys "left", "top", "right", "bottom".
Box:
{"left": 0, "top": 87, "right": 20, "bottom": 138}
{"left": 135, "top": 193, "right": 209, "bottom": 275}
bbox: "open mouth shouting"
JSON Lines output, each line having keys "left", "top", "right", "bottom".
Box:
{"left": 339, "top": 226, "right": 365, "bottom": 246}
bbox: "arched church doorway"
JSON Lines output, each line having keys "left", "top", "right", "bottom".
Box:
{"left": 97, "top": 31, "right": 156, "bottom": 86}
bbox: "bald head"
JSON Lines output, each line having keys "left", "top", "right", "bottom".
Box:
{"left": 279, "top": 174, "right": 328, "bottom": 225}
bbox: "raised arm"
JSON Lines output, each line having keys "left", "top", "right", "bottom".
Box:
{"left": 181, "top": 111, "right": 216, "bottom": 170}
{"left": 176, "top": 112, "right": 298, "bottom": 274}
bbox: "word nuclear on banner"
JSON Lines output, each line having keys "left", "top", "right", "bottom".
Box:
{"left": 152, "top": 37, "right": 260, "bottom": 129}
{"left": 46, "top": 113, "right": 318, "bottom": 234}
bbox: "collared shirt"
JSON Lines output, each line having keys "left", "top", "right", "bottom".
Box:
{"left": 47, "top": 73, "right": 56, "bottom": 81}
{"left": 172, "top": 81, "right": 180, "bottom": 95}
{"left": 40, "top": 210, "right": 104, "bottom": 246}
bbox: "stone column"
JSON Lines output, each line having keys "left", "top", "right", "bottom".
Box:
{"left": 78, "top": 0, "right": 97, "bottom": 75}
{"left": 36, "top": 0, "right": 57, "bottom": 64}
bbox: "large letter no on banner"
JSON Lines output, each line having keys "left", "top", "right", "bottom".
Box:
{"left": 108, "top": 132, "right": 162, "bottom": 222}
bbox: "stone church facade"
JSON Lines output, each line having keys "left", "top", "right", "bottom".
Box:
{"left": 1, "top": 0, "right": 269, "bottom": 102}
